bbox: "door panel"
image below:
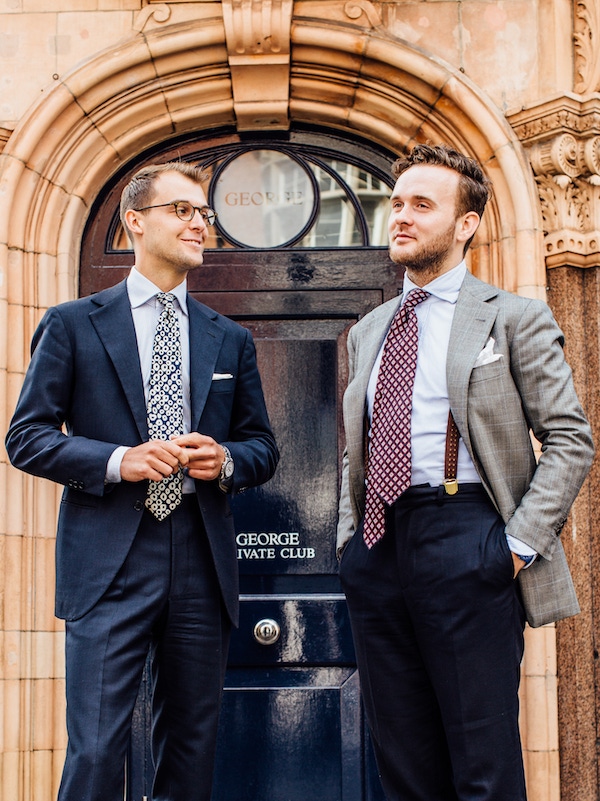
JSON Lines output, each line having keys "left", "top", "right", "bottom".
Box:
{"left": 207, "top": 293, "right": 386, "bottom": 801}
{"left": 213, "top": 669, "right": 362, "bottom": 801}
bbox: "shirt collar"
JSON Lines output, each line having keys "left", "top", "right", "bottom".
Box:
{"left": 402, "top": 260, "right": 467, "bottom": 304}
{"left": 127, "top": 267, "right": 189, "bottom": 316}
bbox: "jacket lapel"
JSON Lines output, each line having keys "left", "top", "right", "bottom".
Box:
{"left": 346, "top": 297, "right": 401, "bottom": 506}
{"left": 447, "top": 272, "right": 499, "bottom": 448}
{"left": 187, "top": 297, "right": 226, "bottom": 429}
{"left": 89, "top": 280, "right": 149, "bottom": 441}
{"left": 351, "top": 298, "right": 401, "bottom": 410}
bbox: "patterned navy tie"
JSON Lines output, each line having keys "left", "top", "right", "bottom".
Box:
{"left": 363, "top": 288, "right": 430, "bottom": 547}
{"left": 145, "top": 292, "right": 184, "bottom": 520}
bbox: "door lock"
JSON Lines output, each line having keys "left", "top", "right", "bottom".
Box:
{"left": 253, "top": 618, "right": 281, "bottom": 645}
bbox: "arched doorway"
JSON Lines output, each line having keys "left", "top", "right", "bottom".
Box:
{"left": 81, "top": 127, "right": 400, "bottom": 800}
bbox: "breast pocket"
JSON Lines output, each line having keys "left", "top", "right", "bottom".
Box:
{"left": 469, "top": 360, "right": 506, "bottom": 384}
{"left": 210, "top": 376, "right": 235, "bottom": 394}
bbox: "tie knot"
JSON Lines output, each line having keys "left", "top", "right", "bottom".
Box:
{"left": 156, "top": 292, "right": 176, "bottom": 311}
{"left": 403, "top": 288, "right": 430, "bottom": 310}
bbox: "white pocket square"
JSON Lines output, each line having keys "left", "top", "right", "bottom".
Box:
{"left": 212, "top": 372, "right": 234, "bottom": 380}
{"left": 473, "top": 337, "right": 502, "bottom": 368}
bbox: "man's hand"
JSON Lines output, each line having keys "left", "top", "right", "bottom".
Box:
{"left": 511, "top": 551, "right": 526, "bottom": 579}
{"left": 170, "top": 433, "right": 225, "bottom": 481}
{"left": 120, "top": 440, "right": 189, "bottom": 482}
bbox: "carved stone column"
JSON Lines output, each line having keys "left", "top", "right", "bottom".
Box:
{"left": 509, "top": 95, "right": 600, "bottom": 801}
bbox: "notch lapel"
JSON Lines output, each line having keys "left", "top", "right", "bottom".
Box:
{"left": 187, "top": 297, "right": 226, "bottom": 429}
{"left": 344, "top": 297, "right": 401, "bottom": 507}
{"left": 89, "top": 281, "right": 148, "bottom": 441}
{"left": 447, "top": 273, "right": 499, "bottom": 450}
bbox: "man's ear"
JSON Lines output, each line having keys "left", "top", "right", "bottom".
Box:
{"left": 124, "top": 208, "right": 143, "bottom": 236}
{"left": 456, "top": 211, "right": 480, "bottom": 244}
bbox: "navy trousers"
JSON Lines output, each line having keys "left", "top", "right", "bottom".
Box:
{"left": 339, "top": 485, "right": 527, "bottom": 801}
{"left": 57, "top": 495, "right": 231, "bottom": 801}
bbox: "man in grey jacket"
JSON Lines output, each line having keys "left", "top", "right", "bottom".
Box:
{"left": 337, "top": 144, "right": 594, "bottom": 801}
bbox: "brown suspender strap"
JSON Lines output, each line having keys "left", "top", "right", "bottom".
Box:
{"left": 365, "top": 409, "right": 461, "bottom": 494}
{"left": 443, "top": 410, "right": 460, "bottom": 495}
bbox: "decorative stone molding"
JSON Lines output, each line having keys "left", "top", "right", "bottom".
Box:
{"left": 574, "top": 0, "right": 600, "bottom": 94}
{"left": 222, "top": 0, "right": 293, "bottom": 130}
{"left": 133, "top": 3, "right": 172, "bottom": 32}
{"left": 343, "top": 0, "right": 382, "bottom": 29}
{"left": 509, "top": 95, "right": 600, "bottom": 268}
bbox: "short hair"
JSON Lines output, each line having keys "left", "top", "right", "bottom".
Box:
{"left": 119, "top": 161, "right": 207, "bottom": 243}
{"left": 392, "top": 144, "right": 492, "bottom": 220}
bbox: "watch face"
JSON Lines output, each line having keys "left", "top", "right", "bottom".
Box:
{"left": 224, "top": 459, "right": 234, "bottom": 479}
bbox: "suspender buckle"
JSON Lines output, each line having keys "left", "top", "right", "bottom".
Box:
{"left": 443, "top": 479, "right": 459, "bottom": 495}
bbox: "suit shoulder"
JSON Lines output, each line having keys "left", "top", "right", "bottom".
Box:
{"left": 44, "top": 281, "right": 127, "bottom": 319}
{"left": 461, "top": 272, "right": 550, "bottom": 316}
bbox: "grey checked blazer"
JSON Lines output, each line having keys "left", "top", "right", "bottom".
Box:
{"left": 337, "top": 271, "right": 594, "bottom": 627}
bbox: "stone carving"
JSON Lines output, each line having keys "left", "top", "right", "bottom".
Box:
{"left": 509, "top": 96, "right": 600, "bottom": 268}
{"left": 574, "top": 0, "right": 600, "bottom": 94}
{"left": 344, "top": 1, "right": 382, "bottom": 29}
{"left": 133, "top": 3, "right": 171, "bottom": 33}
{"left": 222, "top": 0, "right": 293, "bottom": 129}
{"left": 224, "top": 0, "right": 292, "bottom": 55}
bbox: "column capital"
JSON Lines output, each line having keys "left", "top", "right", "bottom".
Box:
{"left": 509, "top": 95, "right": 600, "bottom": 268}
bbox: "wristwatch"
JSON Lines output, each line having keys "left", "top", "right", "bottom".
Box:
{"left": 219, "top": 446, "right": 234, "bottom": 492}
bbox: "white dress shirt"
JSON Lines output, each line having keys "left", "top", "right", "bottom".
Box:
{"left": 366, "top": 261, "right": 536, "bottom": 561}
{"left": 105, "top": 267, "right": 194, "bottom": 493}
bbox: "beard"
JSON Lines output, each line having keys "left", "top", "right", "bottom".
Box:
{"left": 389, "top": 221, "right": 457, "bottom": 275}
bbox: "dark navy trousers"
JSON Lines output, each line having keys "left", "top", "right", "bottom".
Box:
{"left": 58, "top": 495, "right": 231, "bottom": 801}
{"left": 339, "top": 485, "right": 527, "bottom": 801}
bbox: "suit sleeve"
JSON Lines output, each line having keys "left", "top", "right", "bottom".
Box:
{"left": 503, "top": 301, "right": 594, "bottom": 559}
{"left": 336, "top": 324, "right": 359, "bottom": 557}
{"left": 5, "top": 308, "right": 119, "bottom": 496}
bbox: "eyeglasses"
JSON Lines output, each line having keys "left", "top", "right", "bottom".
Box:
{"left": 133, "top": 200, "right": 218, "bottom": 226}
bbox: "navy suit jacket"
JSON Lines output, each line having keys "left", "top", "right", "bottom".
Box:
{"left": 6, "top": 280, "right": 279, "bottom": 625}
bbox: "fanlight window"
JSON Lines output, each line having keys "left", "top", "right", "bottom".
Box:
{"left": 110, "top": 147, "right": 391, "bottom": 252}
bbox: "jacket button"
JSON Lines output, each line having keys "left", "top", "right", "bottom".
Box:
{"left": 134, "top": 500, "right": 144, "bottom": 511}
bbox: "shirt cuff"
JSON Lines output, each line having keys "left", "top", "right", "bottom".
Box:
{"left": 506, "top": 533, "right": 538, "bottom": 568}
{"left": 105, "top": 446, "right": 130, "bottom": 484}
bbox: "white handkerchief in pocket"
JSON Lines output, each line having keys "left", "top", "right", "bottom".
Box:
{"left": 212, "top": 372, "right": 234, "bottom": 380}
{"left": 473, "top": 337, "right": 502, "bottom": 368}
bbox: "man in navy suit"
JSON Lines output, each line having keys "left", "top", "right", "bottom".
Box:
{"left": 6, "top": 162, "right": 279, "bottom": 801}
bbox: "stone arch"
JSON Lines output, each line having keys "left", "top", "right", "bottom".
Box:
{"left": 0, "top": 13, "right": 549, "bottom": 800}
{"left": 0, "top": 15, "right": 543, "bottom": 318}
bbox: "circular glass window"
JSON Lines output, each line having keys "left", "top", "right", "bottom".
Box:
{"left": 212, "top": 149, "right": 317, "bottom": 248}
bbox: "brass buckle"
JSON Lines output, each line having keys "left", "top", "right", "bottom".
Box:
{"left": 443, "top": 479, "right": 459, "bottom": 495}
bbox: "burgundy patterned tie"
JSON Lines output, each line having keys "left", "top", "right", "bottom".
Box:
{"left": 363, "top": 288, "right": 430, "bottom": 547}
